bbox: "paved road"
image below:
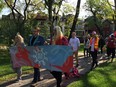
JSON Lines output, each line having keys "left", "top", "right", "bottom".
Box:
{"left": 0, "top": 52, "right": 106, "bottom": 87}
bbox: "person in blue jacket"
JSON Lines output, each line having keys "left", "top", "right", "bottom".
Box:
{"left": 28, "top": 26, "right": 45, "bottom": 83}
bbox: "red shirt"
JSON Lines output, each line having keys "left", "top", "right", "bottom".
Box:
{"left": 55, "top": 36, "right": 68, "bottom": 45}
{"left": 107, "top": 37, "right": 115, "bottom": 48}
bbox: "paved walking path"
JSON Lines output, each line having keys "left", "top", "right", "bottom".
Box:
{"left": 0, "top": 52, "right": 106, "bottom": 87}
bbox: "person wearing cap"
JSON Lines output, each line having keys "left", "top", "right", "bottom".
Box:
{"left": 106, "top": 34, "right": 116, "bottom": 62}
{"left": 90, "top": 31, "right": 99, "bottom": 70}
{"left": 28, "top": 26, "right": 45, "bottom": 83}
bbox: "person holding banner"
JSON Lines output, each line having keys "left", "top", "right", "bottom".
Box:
{"left": 11, "top": 33, "right": 25, "bottom": 81}
{"left": 51, "top": 26, "right": 68, "bottom": 87}
{"left": 28, "top": 26, "right": 45, "bottom": 83}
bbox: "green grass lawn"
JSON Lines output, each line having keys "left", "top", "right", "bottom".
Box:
{"left": 0, "top": 49, "right": 33, "bottom": 83}
{"left": 68, "top": 60, "right": 116, "bottom": 87}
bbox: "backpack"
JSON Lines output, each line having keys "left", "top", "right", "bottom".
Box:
{"left": 64, "top": 66, "right": 80, "bottom": 79}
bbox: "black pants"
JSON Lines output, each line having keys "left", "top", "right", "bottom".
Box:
{"left": 84, "top": 48, "right": 90, "bottom": 57}
{"left": 107, "top": 47, "right": 115, "bottom": 62}
{"left": 50, "top": 71, "right": 62, "bottom": 87}
{"left": 100, "top": 46, "right": 104, "bottom": 54}
{"left": 33, "top": 68, "right": 40, "bottom": 82}
{"left": 90, "top": 50, "right": 98, "bottom": 69}
{"left": 107, "top": 47, "right": 115, "bottom": 58}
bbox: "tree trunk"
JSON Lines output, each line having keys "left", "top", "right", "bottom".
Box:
{"left": 48, "top": 0, "right": 54, "bottom": 44}
{"left": 114, "top": 0, "right": 116, "bottom": 31}
{"left": 68, "top": 0, "right": 81, "bottom": 40}
{"left": 93, "top": 14, "right": 103, "bottom": 36}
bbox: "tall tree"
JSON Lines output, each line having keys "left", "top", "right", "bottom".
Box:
{"left": 61, "top": 3, "right": 75, "bottom": 15}
{"left": 106, "top": 0, "right": 116, "bottom": 31}
{"left": 85, "top": 0, "right": 114, "bottom": 35}
{"left": 114, "top": 0, "right": 116, "bottom": 30}
{"left": 44, "top": 0, "right": 64, "bottom": 44}
{"left": 68, "top": 0, "right": 81, "bottom": 40}
{"left": 4, "top": 0, "right": 45, "bottom": 36}
{"left": 0, "top": 0, "right": 5, "bottom": 12}
{"left": 4, "top": 0, "right": 31, "bottom": 35}
{"left": 85, "top": 0, "right": 103, "bottom": 35}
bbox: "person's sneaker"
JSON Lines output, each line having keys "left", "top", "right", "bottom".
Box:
{"left": 31, "top": 80, "right": 37, "bottom": 84}
{"left": 19, "top": 78, "right": 22, "bottom": 80}
{"left": 16, "top": 78, "right": 22, "bottom": 82}
{"left": 38, "top": 77, "right": 44, "bottom": 81}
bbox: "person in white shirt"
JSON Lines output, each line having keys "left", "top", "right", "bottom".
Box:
{"left": 84, "top": 34, "right": 90, "bottom": 57}
{"left": 69, "top": 31, "right": 80, "bottom": 67}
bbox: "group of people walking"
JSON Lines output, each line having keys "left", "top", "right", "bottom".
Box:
{"left": 84, "top": 31, "right": 116, "bottom": 70}
{"left": 11, "top": 26, "right": 80, "bottom": 87}
{"left": 11, "top": 25, "right": 116, "bottom": 87}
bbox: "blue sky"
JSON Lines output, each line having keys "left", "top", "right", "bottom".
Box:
{"left": 0, "top": 0, "right": 114, "bottom": 19}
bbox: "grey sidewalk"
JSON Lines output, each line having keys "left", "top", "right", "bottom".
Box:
{"left": 0, "top": 52, "right": 105, "bottom": 87}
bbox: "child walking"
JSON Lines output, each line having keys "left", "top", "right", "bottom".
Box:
{"left": 11, "top": 33, "right": 25, "bottom": 81}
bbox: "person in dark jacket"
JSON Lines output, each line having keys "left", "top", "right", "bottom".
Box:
{"left": 98, "top": 35, "right": 105, "bottom": 54}
{"left": 28, "top": 26, "right": 45, "bottom": 83}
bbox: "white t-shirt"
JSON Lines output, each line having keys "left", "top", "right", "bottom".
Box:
{"left": 90, "top": 38, "right": 95, "bottom": 52}
{"left": 69, "top": 37, "right": 80, "bottom": 52}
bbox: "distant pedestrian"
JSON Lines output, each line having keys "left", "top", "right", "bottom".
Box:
{"left": 84, "top": 34, "right": 90, "bottom": 57}
{"left": 106, "top": 34, "right": 116, "bottom": 62}
{"left": 90, "top": 31, "right": 99, "bottom": 70}
{"left": 69, "top": 31, "right": 80, "bottom": 67}
{"left": 98, "top": 35, "right": 105, "bottom": 54}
